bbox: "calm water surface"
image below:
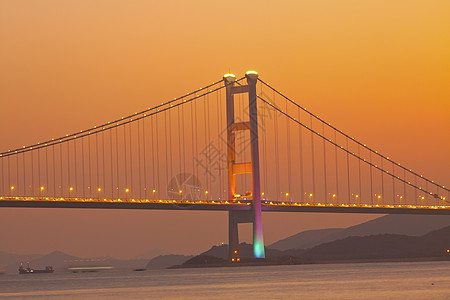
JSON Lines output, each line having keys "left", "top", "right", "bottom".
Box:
{"left": 1, "top": 261, "right": 450, "bottom": 299}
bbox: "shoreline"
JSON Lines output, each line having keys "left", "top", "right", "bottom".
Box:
{"left": 169, "top": 256, "right": 450, "bottom": 269}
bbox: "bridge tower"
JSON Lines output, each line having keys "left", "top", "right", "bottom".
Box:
{"left": 223, "top": 71, "right": 265, "bottom": 261}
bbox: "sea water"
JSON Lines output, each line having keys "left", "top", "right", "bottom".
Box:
{"left": 1, "top": 261, "right": 450, "bottom": 299}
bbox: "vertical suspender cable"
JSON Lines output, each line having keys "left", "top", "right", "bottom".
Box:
{"left": 358, "top": 144, "right": 362, "bottom": 204}
{"left": 81, "top": 137, "right": 85, "bottom": 198}
{"left": 110, "top": 129, "right": 113, "bottom": 198}
{"left": 310, "top": 115, "right": 315, "bottom": 202}
{"left": 334, "top": 131, "right": 339, "bottom": 203}
{"left": 381, "top": 159, "right": 384, "bottom": 204}
{"left": 102, "top": 130, "right": 106, "bottom": 198}
{"left": 156, "top": 114, "right": 160, "bottom": 195}
{"left": 177, "top": 106, "right": 182, "bottom": 183}
{"left": 1, "top": 158, "right": 3, "bottom": 196}
{"left": 204, "top": 95, "right": 209, "bottom": 193}
{"left": 403, "top": 169, "right": 406, "bottom": 204}
{"left": 216, "top": 93, "right": 221, "bottom": 199}
{"left": 88, "top": 135, "right": 92, "bottom": 198}
{"left": 414, "top": 177, "right": 418, "bottom": 205}
{"left": 182, "top": 101, "right": 186, "bottom": 188}
{"left": 138, "top": 119, "right": 142, "bottom": 199}
{"left": 207, "top": 95, "right": 212, "bottom": 195}
{"left": 218, "top": 92, "right": 224, "bottom": 199}
{"left": 191, "top": 103, "right": 195, "bottom": 188}
{"left": 8, "top": 156, "right": 11, "bottom": 196}
{"left": 322, "top": 123, "right": 327, "bottom": 203}
{"left": 143, "top": 117, "right": 148, "bottom": 199}
{"left": 24, "top": 152, "right": 27, "bottom": 196}
{"left": 286, "top": 100, "right": 292, "bottom": 201}
{"left": 123, "top": 124, "right": 127, "bottom": 198}
{"left": 30, "top": 150, "right": 33, "bottom": 196}
{"left": 150, "top": 115, "right": 155, "bottom": 194}
{"left": 150, "top": 115, "right": 154, "bottom": 195}
{"left": 16, "top": 155, "right": 19, "bottom": 196}
{"left": 67, "top": 142, "right": 70, "bottom": 196}
{"left": 194, "top": 101, "right": 199, "bottom": 199}
{"left": 369, "top": 151, "right": 373, "bottom": 205}
{"left": 298, "top": 107, "right": 304, "bottom": 202}
{"left": 59, "top": 144, "right": 62, "bottom": 198}
{"left": 392, "top": 163, "right": 395, "bottom": 204}
{"left": 116, "top": 127, "right": 120, "bottom": 199}
{"left": 74, "top": 138, "right": 77, "bottom": 197}
{"left": 60, "top": 142, "right": 63, "bottom": 197}
{"left": 38, "top": 149, "right": 41, "bottom": 194}
{"left": 274, "top": 101, "right": 280, "bottom": 201}
{"left": 129, "top": 122, "right": 133, "bottom": 198}
{"left": 164, "top": 111, "right": 169, "bottom": 197}
{"left": 346, "top": 138, "right": 350, "bottom": 204}
{"left": 261, "top": 99, "right": 267, "bottom": 199}
{"left": 168, "top": 108, "right": 173, "bottom": 193}
{"left": 218, "top": 90, "right": 224, "bottom": 199}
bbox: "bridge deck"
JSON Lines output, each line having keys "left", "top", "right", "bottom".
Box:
{"left": 1, "top": 197, "right": 450, "bottom": 215}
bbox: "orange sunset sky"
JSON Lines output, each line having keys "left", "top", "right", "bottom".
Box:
{"left": 0, "top": 1, "right": 449, "bottom": 258}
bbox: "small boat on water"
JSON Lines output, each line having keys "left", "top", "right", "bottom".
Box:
{"left": 19, "top": 263, "right": 54, "bottom": 274}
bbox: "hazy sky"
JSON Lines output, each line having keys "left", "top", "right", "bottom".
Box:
{"left": 0, "top": 1, "right": 449, "bottom": 259}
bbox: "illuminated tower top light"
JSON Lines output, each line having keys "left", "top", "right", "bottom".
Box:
{"left": 223, "top": 73, "right": 236, "bottom": 84}
{"left": 245, "top": 70, "right": 259, "bottom": 81}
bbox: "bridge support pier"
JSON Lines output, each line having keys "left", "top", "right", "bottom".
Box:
{"left": 224, "top": 72, "right": 265, "bottom": 261}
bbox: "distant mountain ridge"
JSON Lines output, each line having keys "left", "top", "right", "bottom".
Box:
{"left": 269, "top": 228, "right": 344, "bottom": 251}
{"left": 268, "top": 215, "right": 450, "bottom": 251}
{"left": 178, "top": 225, "right": 450, "bottom": 267}
{"left": 0, "top": 250, "right": 148, "bottom": 274}
{"left": 299, "top": 225, "right": 450, "bottom": 261}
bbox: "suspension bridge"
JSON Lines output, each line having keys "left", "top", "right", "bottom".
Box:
{"left": 1, "top": 71, "right": 449, "bottom": 261}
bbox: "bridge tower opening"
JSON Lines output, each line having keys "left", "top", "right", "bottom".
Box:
{"left": 224, "top": 71, "right": 265, "bottom": 261}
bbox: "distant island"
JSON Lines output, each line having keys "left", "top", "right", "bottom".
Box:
{"left": 172, "top": 225, "right": 450, "bottom": 268}
{"left": 4, "top": 214, "right": 450, "bottom": 272}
